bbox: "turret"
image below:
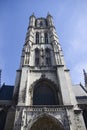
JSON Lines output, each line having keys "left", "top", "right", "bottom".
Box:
{"left": 83, "top": 69, "right": 87, "bottom": 90}
{"left": 46, "top": 12, "right": 54, "bottom": 26}
{"left": 29, "top": 13, "right": 36, "bottom": 27}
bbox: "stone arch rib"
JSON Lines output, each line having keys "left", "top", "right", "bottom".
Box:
{"left": 28, "top": 113, "right": 65, "bottom": 130}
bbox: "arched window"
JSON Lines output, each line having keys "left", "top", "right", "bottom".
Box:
{"left": 33, "top": 81, "right": 58, "bottom": 105}
{"left": 40, "top": 21, "right": 43, "bottom": 27}
{"left": 45, "top": 33, "right": 48, "bottom": 44}
{"left": 35, "top": 48, "right": 40, "bottom": 66}
{"left": 45, "top": 48, "right": 51, "bottom": 66}
{"left": 36, "top": 32, "right": 39, "bottom": 44}
{"left": 35, "top": 20, "right": 37, "bottom": 27}
{"left": 45, "top": 19, "right": 48, "bottom": 26}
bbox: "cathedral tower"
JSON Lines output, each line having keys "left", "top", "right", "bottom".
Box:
{"left": 6, "top": 14, "right": 86, "bottom": 130}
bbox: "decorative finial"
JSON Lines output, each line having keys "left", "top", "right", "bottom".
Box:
{"left": 47, "top": 12, "right": 52, "bottom": 18}
{"left": 30, "top": 12, "right": 35, "bottom": 19}
{"left": 83, "top": 69, "right": 87, "bottom": 87}
{"left": 30, "top": 12, "right": 35, "bottom": 18}
{"left": 47, "top": 12, "right": 50, "bottom": 15}
{"left": 32, "top": 12, "right": 35, "bottom": 16}
{"left": 47, "top": 12, "right": 51, "bottom": 16}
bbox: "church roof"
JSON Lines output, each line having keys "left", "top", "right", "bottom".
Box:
{"left": 73, "top": 84, "right": 87, "bottom": 97}
{"left": 0, "top": 84, "right": 14, "bottom": 100}
{"left": 73, "top": 84, "right": 87, "bottom": 104}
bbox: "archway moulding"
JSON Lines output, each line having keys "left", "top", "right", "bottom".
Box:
{"left": 28, "top": 113, "right": 65, "bottom": 130}
{"left": 29, "top": 77, "right": 58, "bottom": 93}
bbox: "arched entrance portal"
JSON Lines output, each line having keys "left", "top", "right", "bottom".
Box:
{"left": 30, "top": 115, "right": 65, "bottom": 130}
{"left": 33, "top": 79, "right": 59, "bottom": 105}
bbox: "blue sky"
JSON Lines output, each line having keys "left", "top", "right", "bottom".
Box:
{"left": 0, "top": 0, "right": 87, "bottom": 85}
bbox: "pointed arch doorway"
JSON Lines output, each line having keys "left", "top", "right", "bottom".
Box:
{"left": 29, "top": 115, "right": 65, "bottom": 130}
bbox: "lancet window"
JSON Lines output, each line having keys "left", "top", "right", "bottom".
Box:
{"left": 36, "top": 32, "right": 39, "bottom": 44}
{"left": 45, "top": 19, "right": 48, "bottom": 26}
{"left": 35, "top": 20, "right": 37, "bottom": 27}
{"left": 35, "top": 48, "right": 40, "bottom": 66}
{"left": 45, "top": 48, "right": 51, "bottom": 66}
{"left": 33, "top": 81, "right": 58, "bottom": 105}
{"left": 45, "top": 33, "right": 48, "bottom": 44}
{"left": 40, "top": 21, "right": 43, "bottom": 27}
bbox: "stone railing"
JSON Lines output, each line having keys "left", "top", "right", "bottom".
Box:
{"left": 16, "top": 105, "right": 73, "bottom": 112}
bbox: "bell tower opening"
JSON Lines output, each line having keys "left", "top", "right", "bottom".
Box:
{"left": 33, "top": 80, "right": 59, "bottom": 105}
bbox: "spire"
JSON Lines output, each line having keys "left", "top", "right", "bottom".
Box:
{"left": 83, "top": 69, "right": 87, "bottom": 88}
{"left": 47, "top": 12, "right": 50, "bottom": 15}
{"left": 47, "top": 12, "right": 52, "bottom": 17}
{"left": 29, "top": 12, "right": 36, "bottom": 27}
{"left": 32, "top": 12, "right": 34, "bottom": 15}
{"left": 30, "top": 12, "right": 35, "bottom": 18}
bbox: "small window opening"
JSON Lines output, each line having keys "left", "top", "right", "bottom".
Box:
{"left": 35, "top": 48, "right": 40, "bottom": 66}
{"left": 45, "top": 33, "right": 48, "bottom": 44}
{"left": 36, "top": 32, "right": 39, "bottom": 44}
{"left": 40, "top": 21, "right": 43, "bottom": 27}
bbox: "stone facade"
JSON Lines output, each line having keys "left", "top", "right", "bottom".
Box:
{"left": 12, "top": 13, "right": 86, "bottom": 130}
{"left": 0, "top": 13, "right": 87, "bottom": 130}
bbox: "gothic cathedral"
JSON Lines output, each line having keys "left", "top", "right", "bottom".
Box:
{"left": 0, "top": 14, "right": 87, "bottom": 130}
